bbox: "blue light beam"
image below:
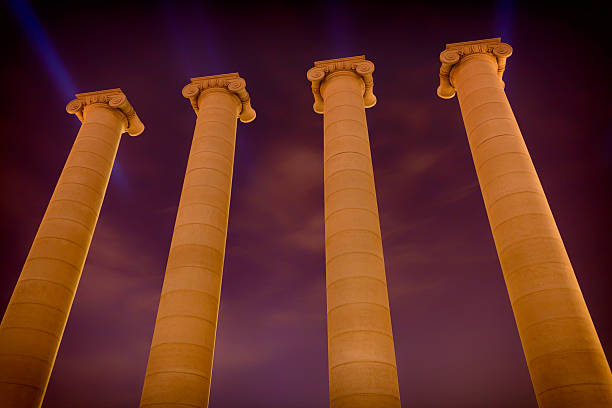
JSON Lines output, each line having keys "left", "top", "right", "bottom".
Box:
{"left": 7, "top": 0, "right": 76, "bottom": 100}
{"left": 494, "top": 0, "right": 515, "bottom": 45}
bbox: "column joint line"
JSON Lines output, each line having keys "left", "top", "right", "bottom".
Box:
{"left": 25, "top": 257, "right": 79, "bottom": 270}
{"left": 63, "top": 165, "right": 107, "bottom": 180}
{"left": 323, "top": 89, "right": 364, "bottom": 100}
{"left": 325, "top": 207, "right": 378, "bottom": 222}
{"left": 161, "top": 289, "right": 219, "bottom": 301}
{"left": 470, "top": 133, "right": 519, "bottom": 152}
{"left": 174, "top": 222, "right": 226, "bottom": 235}
{"left": 521, "top": 316, "right": 590, "bottom": 333}
{"left": 44, "top": 216, "right": 93, "bottom": 232}
{"left": 165, "top": 264, "right": 221, "bottom": 276}
{"left": 191, "top": 149, "right": 233, "bottom": 163}
{"left": 49, "top": 199, "right": 98, "bottom": 215}
{"left": 150, "top": 341, "right": 213, "bottom": 353}
{"left": 504, "top": 261, "right": 568, "bottom": 282}
{"left": 0, "top": 381, "right": 42, "bottom": 391}
{"left": 34, "top": 235, "right": 87, "bottom": 251}
{"left": 200, "top": 106, "right": 237, "bottom": 116}
{"left": 458, "top": 85, "right": 505, "bottom": 103}
{"left": 499, "top": 235, "right": 562, "bottom": 256}
{"left": 70, "top": 149, "right": 112, "bottom": 165}
{"left": 481, "top": 170, "right": 534, "bottom": 193}
{"left": 82, "top": 120, "right": 122, "bottom": 135}
{"left": 193, "top": 135, "right": 235, "bottom": 149}
{"left": 324, "top": 119, "right": 366, "bottom": 133}
{"left": 0, "top": 326, "right": 59, "bottom": 339}
{"left": 156, "top": 314, "right": 216, "bottom": 326}
{"left": 75, "top": 135, "right": 115, "bottom": 149}
{"left": 327, "top": 275, "right": 386, "bottom": 289}
{"left": 325, "top": 168, "right": 372, "bottom": 183}
{"left": 0, "top": 353, "right": 51, "bottom": 364}
{"left": 330, "top": 329, "right": 394, "bottom": 340}
{"left": 325, "top": 187, "right": 376, "bottom": 203}
{"left": 326, "top": 133, "right": 369, "bottom": 146}
{"left": 536, "top": 382, "right": 612, "bottom": 396}
{"left": 196, "top": 119, "right": 235, "bottom": 131}
{"left": 182, "top": 184, "right": 229, "bottom": 200}
{"left": 55, "top": 181, "right": 102, "bottom": 195}
{"left": 185, "top": 166, "right": 231, "bottom": 180}
{"left": 8, "top": 301, "right": 67, "bottom": 314}
{"left": 325, "top": 103, "right": 365, "bottom": 115}
{"left": 326, "top": 228, "right": 381, "bottom": 243}
{"left": 327, "top": 301, "right": 389, "bottom": 314}
{"left": 455, "top": 71, "right": 501, "bottom": 90}
{"left": 511, "top": 287, "right": 582, "bottom": 307}
{"left": 324, "top": 150, "right": 370, "bottom": 165}
{"left": 16, "top": 279, "right": 75, "bottom": 295}
{"left": 144, "top": 370, "right": 210, "bottom": 380}
{"left": 463, "top": 100, "right": 509, "bottom": 123}
{"left": 467, "top": 116, "right": 516, "bottom": 137}
{"left": 485, "top": 190, "right": 546, "bottom": 213}
{"left": 178, "top": 202, "right": 228, "bottom": 217}
{"left": 326, "top": 251, "right": 384, "bottom": 266}
{"left": 476, "top": 151, "right": 531, "bottom": 171}
{"left": 528, "top": 348, "right": 606, "bottom": 366}
{"left": 330, "top": 360, "right": 397, "bottom": 371}
{"left": 492, "top": 212, "right": 552, "bottom": 233}
{"left": 169, "top": 243, "right": 223, "bottom": 256}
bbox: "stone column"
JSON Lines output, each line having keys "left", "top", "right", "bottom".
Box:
{"left": 307, "top": 56, "right": 401, "bottom": 408}
{"left": 0, "top": 89, "right": 144, "bottom": 407}
{"left": 140, "top": 73, "right": 255, "bottom": 408}
{"left": 437, "top": 38, "right": 612, "bottom": 407}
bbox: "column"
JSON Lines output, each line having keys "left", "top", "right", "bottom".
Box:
{"left": 307, "top": 56, "right": 401, "bottom": 408}
{"left": 140, "top": 73, "right": 255, "bottom": 408}
{"left": 437, "top": 38, "right": 612, "bottom": 407}
{"left": 0, "top": 89, "right": 144, "bottom": 407}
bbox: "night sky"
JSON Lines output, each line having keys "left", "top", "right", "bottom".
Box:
{"left": 1, "top": 1, "right": 611, "bottom": 407}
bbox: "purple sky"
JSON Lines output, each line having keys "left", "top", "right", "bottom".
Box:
{"left": 0, "top": 1, "right": 610, "bottom": 407}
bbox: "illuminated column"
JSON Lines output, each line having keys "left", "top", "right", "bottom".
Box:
{"left": 0, "top": 89, "right": 144, "bottom": 408}
{"left": 140, "top": 73, "right": 255, "bottom": 408}
{"left": 437, "top": 38, "right": 612, "bottom": 407}
{"left": 307, "top": 56, "right": 401, "bottom": 408}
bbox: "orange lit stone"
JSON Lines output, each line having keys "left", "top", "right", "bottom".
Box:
{"left": 0, "top": 89, "right": 143, "bottom": 408}
{"left": 139, "top": 73, "right": 254, "bottom": 408}
{"left": 437, "top": 38, "right": 612, "bottom": 408}
{"left": 308, "top": 56, "right": 401, "bottom": 408}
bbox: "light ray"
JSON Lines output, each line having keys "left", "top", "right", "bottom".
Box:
{"left": 494, "top": 0, "right": 515, "bottom": 44}
{"left": 7, "top": 0, "right": 76, "bottom": 100}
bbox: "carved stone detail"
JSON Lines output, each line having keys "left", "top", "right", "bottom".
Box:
{"left": 307, "top": 55, "right": 376, "bottom": 114}
{"left": 437, "top": 38, "right": 513, "bottom": 99}
{"left": 66, "top": 88, "right": 145, "bottom": 136}
{"left": 182, "top": 73, "right": 256, "bottom": 123}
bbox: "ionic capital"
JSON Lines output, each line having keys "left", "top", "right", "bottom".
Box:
{"left": 307, "top": 55, "right": 376, "bottom": 114}
{"left": 182, "top": 73, "right": 256, "bottom": 123}
{"left": 437, "top": 37, "right": 513, "bottom": 99}
{"left": 66, "top": 88, "right": 144, "bottom": 136}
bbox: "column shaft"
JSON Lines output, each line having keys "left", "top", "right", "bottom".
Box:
{"left": 322, "top": 70, "right": 401, "bottom": 408}
{"left": 452, "top": 53, "right": 612, "bottom": 407}
{"left": 0, "top": 104, "right": 127, "bottom": 407}
{"left": 140, "top": 89, "right": 240, "bottom": 408}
